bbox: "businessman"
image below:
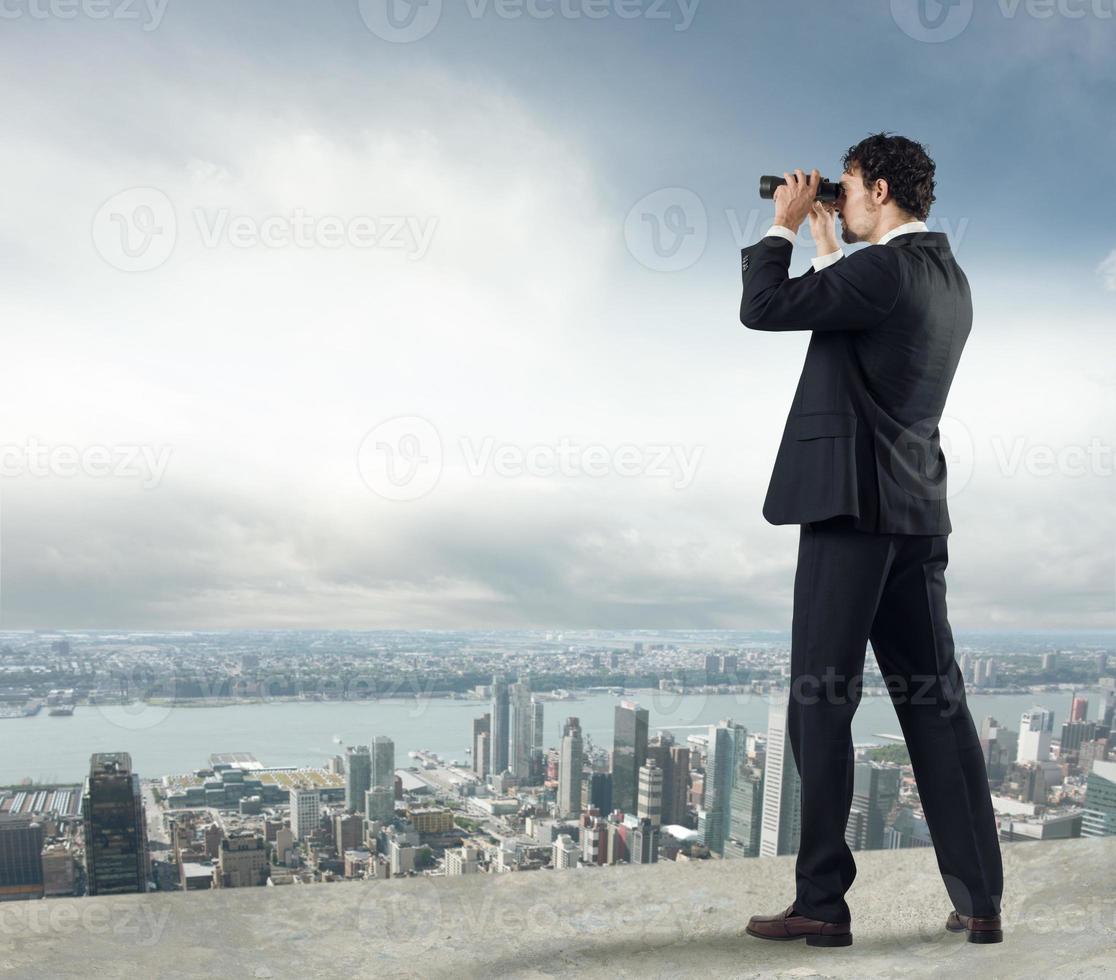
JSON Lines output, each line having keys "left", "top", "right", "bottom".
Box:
{"left": 739, "top": 134, "right": 1004, "bottom": 948}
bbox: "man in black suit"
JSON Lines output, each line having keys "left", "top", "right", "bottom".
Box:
{"left": 740, "top": 134, "right": 1004, "bottom": 948}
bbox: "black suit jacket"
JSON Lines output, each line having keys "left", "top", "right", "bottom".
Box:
{"left": 739, "top": 230, "right": 971, "bottom": 534}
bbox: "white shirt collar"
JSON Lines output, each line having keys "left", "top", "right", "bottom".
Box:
{"left": 877, "top": 220, "right": 929, "bottom": 245}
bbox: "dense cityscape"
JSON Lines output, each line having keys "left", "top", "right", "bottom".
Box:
{"left": 0, "top": 630, "right": 1113, "bottom": 902}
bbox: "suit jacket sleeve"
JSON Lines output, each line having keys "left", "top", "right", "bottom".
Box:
{"left": 740, "top": 235, "right": 902, "bottom": 332}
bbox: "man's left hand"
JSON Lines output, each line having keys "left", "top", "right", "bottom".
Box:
{"left": 773, "top": 168, "right": 821, "bottom": 233}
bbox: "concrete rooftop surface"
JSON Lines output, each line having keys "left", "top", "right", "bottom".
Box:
{"left": 2, "top": 836, "right": 1114, "bottom": 979}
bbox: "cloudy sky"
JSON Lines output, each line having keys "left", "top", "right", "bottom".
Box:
{"left": 0, "top": 0, "right": 1113, "bottom": 630}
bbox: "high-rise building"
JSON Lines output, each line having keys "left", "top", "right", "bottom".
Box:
{"left": 1060, "top": 720, "right": 1107, "bottom": 758}
{"left": 1081, "top": 759, "right": 1116, "bottom": 838}
{"left": 637, "top": 760, "right": 663, "bottom": 827}
{"left": 472, "top": 713, "right": 491, "bottom": 778}
{"left": 40, "top": 841, "right": 76, "bottom": 897}
{"left": 725, "top": 765, "right": 764, "bottom": 858}
{"left": 334, "top": 812, "right": 363, "bottom": 852}
{"left": 612, "top": 700, "right": 649, "bottom": 815}
{"left": 368, "top": 736, "right": 396, "bottom": 825}
{"left": 629, "top": 817, "right": 659, "bottom": 864}
{"left": 345, "top": 745, "right": 372, "bottom": 812}
{"left": 701, "top": 722, "right": 736, "bottom": 856}
{"left": 1018, "top": 707, "right": 1055, "bottom": 763}
{"left": 552, "top": 834, "right": 580, "bottom": 869}
{"left": 0, "top": 815, "right": 45, "bottom": 901}
{"left": 289, "top": 787, "right": 320, "bottom": 841}
{"left": 845, "top": 762, "right": 901, "bottom": 852}
{"left": 490, "top": 674, "right": 510, "bottom": 777}
{"left": 587, "top": 772, "right": 613, "bottom": 816}
{"left": 558, "top": 717, "right": 584, "bottom": 818}
{"left": 1070, "top": 694, "right": 1090, "bottom": 722}
{"left": 82, "top": 753, "right": 148, "bottom": 896}
{"left": 760, "top": 690, "right": 801, "bottom": 857}
{"left": 1097, "top": 679, "right": 1115, "bottom": 728}
{"left": 530, "top": 697, "right": 546, "bottom": 784}
{"left": 667, "top": 745, "right": 691, "bottom": 827}
{"left": 445, "top": 844, "right": 480, "bottom": 875}
{"left": 215, "top": 833, "right": 269, "bottom": 888}
{"left": 509, "top": 679, "right": 534, "bottom": 781}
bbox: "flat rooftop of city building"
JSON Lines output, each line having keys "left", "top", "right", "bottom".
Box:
{"left": 4, "top": 836, "right": 1113, "bottom": 979}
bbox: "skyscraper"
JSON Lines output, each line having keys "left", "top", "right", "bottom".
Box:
{"left": 637, "top": 760, "right": 663, "bottom": 827}
{"left": 845, "top": 762, "right": 901, "bottom": 852}
{"left": 82, "top": 752, "right": 148, "bottom": 896}
{"left": 1018, "top": 706, "right": 1055, "bottom": 763}
{"left": 530, "top": 696, "right": 545, "bottom": 783}
{"left": 630, "top": 817, "right": 659, "bottom": 864}
{"left": 368, "top": 735, "right": 396, "bottom": 824}
{"left": 508, "top": 678, "right": 534, "bottom": 781}
{"left": 1081, "top": 759, "right": 1116, "bottom": 838}
{"left": 612, "top": 700, "right": 649, "bottom": 815}
{"left": 345, "top": 745, "right": 372, "bottom": 812}
{"left": 725, "top": 765, "right": 764, "bottom": 858}
{"left": 215, "top": 833, "right": 269, "bottom": 888}
{"left": 490, "top": 674, "right": 510, "bottom": 777}
{"left": 472, "top": 713, "right": 491, "bottom": 778}
{"left": 0, "top": 815, "right": 45, "bottom": 901}
{"left": 667, "top": 745, "right": 691, "bottom": 828}
{"left": 701, "top": 722, "right": 736, "bottom": 856}
{"left": 760, "top": 690, "right": 801, "bottom": 858}
{"left": 289, "top": 786, "right": 320, "bottom": 841}
{"left": 558, "top": 717, "right": 584, "bottom": 818}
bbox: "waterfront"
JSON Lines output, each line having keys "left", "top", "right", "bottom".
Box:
{"left": 0, "top": 689, "right": 1083, "bottom": 785}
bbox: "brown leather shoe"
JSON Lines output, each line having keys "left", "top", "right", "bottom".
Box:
{"left": 945, "top": 910, "right": 1003, "bottom": 944}
{"left": 745, "top": 903, "right": 853, "bottom": 947}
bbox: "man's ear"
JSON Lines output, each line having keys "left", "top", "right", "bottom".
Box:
{"left": 873, "top": 178, "right": 891, "bottom": 205}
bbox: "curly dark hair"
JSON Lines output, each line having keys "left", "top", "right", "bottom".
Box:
{"left": 842, "top": 132, "right": 936, "bottom": 221}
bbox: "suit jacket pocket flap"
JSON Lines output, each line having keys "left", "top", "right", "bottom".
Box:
{"left": 794, "top": 412, "right": 856, "bottom": 440}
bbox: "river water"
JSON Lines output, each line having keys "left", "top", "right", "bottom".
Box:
{"left": 0, "top": 689, "right": 1083, "bottom": 785}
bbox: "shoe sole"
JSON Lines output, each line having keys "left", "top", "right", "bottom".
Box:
{"left": 745, "top": 926, "right": 853, "bottom": 947}
{"left": 946, "top": 923, "right": 1003, "bottom": 944}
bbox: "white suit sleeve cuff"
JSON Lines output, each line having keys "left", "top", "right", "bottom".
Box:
{"left": 811, "top": 249, "right": 844, "bottom": 272}
{"left": 764, "top": 224, "right": 797, "bottom": 245}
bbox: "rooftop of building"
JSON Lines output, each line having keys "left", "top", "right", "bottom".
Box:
{"left": 4, "top": 836, "right": 1113, "bottom": 979}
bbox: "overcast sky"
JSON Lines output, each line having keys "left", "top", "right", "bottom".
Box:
{"left": 0, "top": 0, "right": 1113, "bottom": 630}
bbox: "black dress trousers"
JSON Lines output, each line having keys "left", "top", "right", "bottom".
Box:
{"left": 786, "top": 514, "right": 1004, "bottom": 924}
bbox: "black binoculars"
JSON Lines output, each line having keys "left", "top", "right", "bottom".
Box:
{"left": 759, "top": 174, "right": 842, "bottom": 203}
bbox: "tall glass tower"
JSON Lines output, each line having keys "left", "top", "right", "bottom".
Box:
{"left": 82, "top": 753, "right": 148, "bottom": 896}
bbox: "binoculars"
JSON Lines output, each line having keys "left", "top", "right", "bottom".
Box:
{"left": 759, "top": 174, "right": 842, "bottom": 203}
